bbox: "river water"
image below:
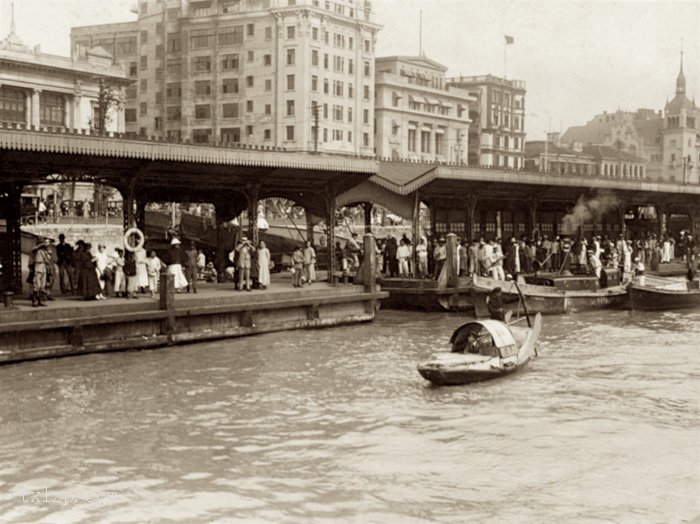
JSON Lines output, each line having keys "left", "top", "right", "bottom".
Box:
{"left": 0, "top": 309, "right": 698, "bottom": 524}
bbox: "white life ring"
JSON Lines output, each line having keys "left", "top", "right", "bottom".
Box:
{"left": 124, "top": 227, "right": 145, "bottom": 253}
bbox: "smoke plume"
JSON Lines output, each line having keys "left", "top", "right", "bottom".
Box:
{"left": 561, "top": 190, "right": 620, "bottom": 233}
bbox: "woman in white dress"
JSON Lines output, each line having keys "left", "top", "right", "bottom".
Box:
{"left": 95, "top": 244, "right": 109, "bottom": 291}
{"left": 661, "top": 235, "right": 671, "bottom": 263}
{"left": 135, "top": 245, "right": 149, "bottom": 291}
{"left": 257, "top": 241, "right": 271, "bottom": 289}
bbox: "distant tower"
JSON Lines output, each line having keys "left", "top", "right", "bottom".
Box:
{"left": 662, "top": 50, "right": 698, "bottom": 183}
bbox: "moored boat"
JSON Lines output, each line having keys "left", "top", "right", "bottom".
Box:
{"left": 469, "top": 274, "right": 628, "bottom": 315}
{"left": 629, "top": 280, "right": 700, "bottom": 311}
{"left": 417, "top": 313, "right": 542, "bottom": 386}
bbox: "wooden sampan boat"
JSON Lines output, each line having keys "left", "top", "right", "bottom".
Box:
{"left": 629, "top": 280, "right": 700, "bottom": 311}
{"left": 417, "top": 313, "right": 542, "bottom": 386}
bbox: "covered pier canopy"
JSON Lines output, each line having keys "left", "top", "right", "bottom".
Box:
{"left": 0, "top": 125, "right": 378, "bottom": 291}
{"left": 337, "top": 160, "right": 700, "bottom": 240}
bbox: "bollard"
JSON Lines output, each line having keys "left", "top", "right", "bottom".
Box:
{"left": 445, "top": 233, "right": 458, "bottom": 288}
{"left": 159, "top": 272, "right": 176, "bottom": 344}
{"left": 363, "top": 233, "right": 377, "bottom": 294}
{"left": 3, "top": 291, "right": 16, "bottom": 309}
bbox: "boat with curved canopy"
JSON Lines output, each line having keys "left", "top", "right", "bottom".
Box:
{"left": 417, "top": 313, "right": 542, "bottom": 386}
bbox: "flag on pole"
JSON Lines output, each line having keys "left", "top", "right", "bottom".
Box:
{"left": 505, "top": 35, "right": 514, "bottom": 45}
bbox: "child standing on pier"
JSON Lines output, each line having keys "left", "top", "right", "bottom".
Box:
{"left": 146, "top": 251, "right": 163, "bottom": 297}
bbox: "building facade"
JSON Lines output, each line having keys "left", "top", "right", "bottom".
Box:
{"left": 0, "top": 25, "right": 128, "bottom": 133}
{"left": 560, "top": 56, "right": 699, "bottom": 184}
{"left": 70, "top": 0, "right": 380, "bottom": 155}
{"left": 446, "top": 74, "right": 526, "bottom": 169}
{"left": 374, "top": 55, "right": 475, "bottom": 163}
{"left": 525, "top": 139, "right": 647, "bottom": 179}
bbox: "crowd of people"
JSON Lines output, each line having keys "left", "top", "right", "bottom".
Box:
{"left": 26, "top": 234, "right": 212, "bottom": 307}
{"left": 369, "top": 230, "right": 698, "bottom": 282}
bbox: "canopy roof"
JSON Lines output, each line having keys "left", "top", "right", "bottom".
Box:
{"left": 450, "top": 320, "right": 517, "bottom": 348}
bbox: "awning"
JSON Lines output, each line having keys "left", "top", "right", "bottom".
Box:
{"left": 441, "top": 101, "right": 454, "bottom": 108}
{"left": 425, "top": 97, "right": 440, "bottom": 105}
{"left": 409, "top": 95, "right": 427, "bottom": 104}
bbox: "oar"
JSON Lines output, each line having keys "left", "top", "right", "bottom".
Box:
{"left": 512, "top": 279, "right": 532, "bottom": 328}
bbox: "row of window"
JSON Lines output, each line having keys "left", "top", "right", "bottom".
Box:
{"left": 407, "top": 128, "right": 446, "bottom": 155}
{"left": 0, "top": 87, "right": 68, "bottom": 126}
{"left": 491, "top": 111, "right": 523, "bottom": 131}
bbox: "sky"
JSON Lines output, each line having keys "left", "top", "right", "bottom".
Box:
{"left": 2, "top": 0, "right": 699, "bottom": 138}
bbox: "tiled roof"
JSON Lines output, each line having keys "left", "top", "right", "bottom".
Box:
{"left": 560, "top": 120, "right": 610, "bottom": 146}
{"left": 582, "top": 145, "right": 646, "bottom": 163}
{"left": 371, "top": 162, "right": 438, "bottom": 195}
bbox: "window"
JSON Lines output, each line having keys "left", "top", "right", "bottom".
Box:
{"left": 348, "top": 83, "right": 353, "bottom": 98}
{"left": 166, "top": 106, "right": 181, "bottom": 121}
{"left": 323, "top": 128, "right": 328, "bottom": 142}
{"left": 265, "top": 104, "right": 271, "bottom": 115}
{"left": 222, "top": 103, "right": 239, "bottom": 118}
{"left": 195, "top": 105, "right": 211, "bottom": 119}
{"left": 347, "top": 131, "right": 352, "bottom": 142}
{"left": 222, "top": 0, "right": 241, "bottom": 12}
{"left": 221, "top": 127, "right": 240, "bottom": 143}
{"left": 221, "top": 54, "right": 239, "bottom": 70}
{"left": 219, "top": 26, "right": 243, "bottom": 46}
{"left": 264, "top": 54, "right": 272, "bottom": 66}
{"left": 363, "top": 85, "right": 370, "bottom": 100}
{"left": 363, "top": 132, "right": 370, "bottom": 147}
{"left": 347, "top": 108, "right": 352, "bottom": 122}
{"left": 311, "top": 49, "right": 319, "bottom": 66}
{"left": 116, "top": 37, "right": 137, "bottom": 56}
{"left": 167, "top": 8, "right": 178, "bottom": 21}
{"left": 363, "top": 109, "right": 369, "bottom": 124}
{"left": 247, "top": 50, "right": 254, "bottom": 63}
{"left": 167, "top": 59, "right": 182, "bottom": 75}
{"left": 40, "top": 93, "right": 65, "bottom": 126}
{"left": 247, "top": 23, "right": 255, "bottom": 37}
{"left": 140, "top": 55, "right": 148, "bottom": 69}
{"left": 312, "top": 27, "right": 319, "bottom": 40}
{"left": 246, "top": 100, "right": 253, "bottom": 112}
{"left": 140, "top": 30, "right": 148, "bottom": 44}
{"left": 167, "top": 130, "right": 181, "bottom": 141}
{"left": 166, "top": 82, "right": 182, "bottom": 99}
{"left": 286, "top": 125, "right": 295, "bottom": 141}
{"left": 245, "top": 125, "right": 253, "bottom": 137}
{"left": 287, "top": 26, "right": 295, "bottom": 39}
{"left": 333, "top": 105, "right": 343, "bottom": 121}
{"left": 421, "top": 130, "right": 431, "bottom": 153}
{"left": 192, "top": 128, "right": 212, "bottom": 144}
{"left": 193, "top": 56, "right": 212, "bottom": 72}
{"left": 125, "top": 108, "right": 137, "bottom": 123}
{"left": 140, "top": 79, "right": 148, "bottom": 92}
{"left": 129, "top": 62, "right": 137, "bottom": 77}
{"left": 222, "top": 78, "right": 239, "bottom": 94}
{"left": 348, "top": 59, "right": 354, "bottom": 74}
{"left": 408, "top": 129, "right": 416, "bottom": 152}
{"left": 323, "top": 103, "right": 328, "bottom": 119}
{"left": 334, "top": 56, "right": 344, "bottom": 72}
{"left": 364, "top": 60, "right": 370, "bottom": 77}
{"left": 265, "top": 79, "right": 272, "bottom": 91}
{"left": 311, "top": 75, "right": 318, "bottom": 91}
{"left": 140, "top": 2, "right": 147, "bottom": 13}
{"left": 139, "top": 102, "right": 147, "bottom": 116}
{"left": 324, "top": 79, "right": 329, "bottom": 94}
{"left": 125, "top": 86, "right": 137, "bottom": 99}
{"left": 195, "top": 81, "right": 211, "bottom": 95}
{"left": 156, "top": 68, "right": 163, "bottom": 81}
{"left": 264, "top": 129, "right": 271, "bottom": 140}
{"left": 265, "top": 26, "right": 272, "bottom": 40}
{"left": 364, "top": 39, "right": 371, "bottom": 52}
{"left": 246, "top": 76, "right": 254, "bottom": 87}
{"left": 191, "top": 31, "right": 213, "bottom": 49}
{"left": 349, "top": 37, "right": 354, "bottom": 50}
{"left": 286, "top": 48, "right": 295, "bottom": 65}
{"left": 286, "top": 100, "right": 295, "bottom": 116}
{"left": 323, "top": 54, "right": 329, "bottom": 69}
{"left": 333, "top": 80, "right": 344, "bottom": 96}
{"left": 286, "top": 74, "right": 295, "bottom": 90}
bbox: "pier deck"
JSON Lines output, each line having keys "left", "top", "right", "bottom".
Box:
{"left": 0, "top": 278, "right": 387, "bottom": 365}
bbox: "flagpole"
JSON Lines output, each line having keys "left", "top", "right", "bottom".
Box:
{"left": 504, "top": 40, "right": 507, "bottom": 79}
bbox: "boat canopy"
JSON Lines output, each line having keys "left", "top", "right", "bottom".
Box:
{"left": 450, "top": 320, "right": 517, "bottom": 348}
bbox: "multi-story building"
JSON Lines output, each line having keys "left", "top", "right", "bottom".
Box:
{"left": 71, "top": 0, "right": 380, "bottom": 155}
{"left": 0, "top": 22, "right": 128, "bottom": 132}
{"left": 524, "top": 137, "right": 647, "bottom": 179}
{"left": 446, "top": 74, "right": 526, "bottom": 169}
{"left": 560, "top": 55, "right": 699, "bottom": 183}
{"left": 374, "top": 55, "right": 475, "bottom": 163}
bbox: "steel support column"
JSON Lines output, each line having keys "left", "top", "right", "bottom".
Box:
{"left": 363, "top": 202, "right": 373, "bottom": 234}
{"left": 1, "top": 184, "right": 23, "bottom": 293}
{"left": 246, "top": 185, "right": 260, "bottom": 249}
{"left": 411, "top": 191, "right": 420, "bottom": 278}
{"left": 326, "top": 187, "right": 337, "bottom": 284}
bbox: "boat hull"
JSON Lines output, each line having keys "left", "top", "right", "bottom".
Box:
{"left": 470, "top": 275, "right": 628, "bottom": 315}
{"left": 417, "top": 359, "right": 529, "bottom": 385}
{"left": 629, "top": 284, "right": 700, "bottom": 311}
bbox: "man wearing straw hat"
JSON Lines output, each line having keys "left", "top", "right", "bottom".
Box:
{"left": 30, "top": 238, "right": 52, "bottom": 307}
